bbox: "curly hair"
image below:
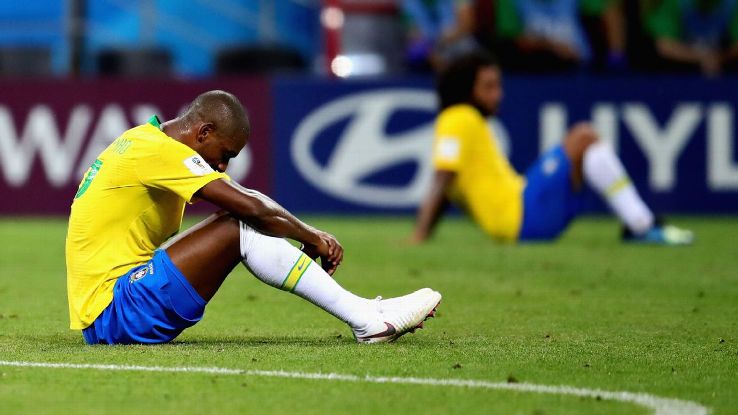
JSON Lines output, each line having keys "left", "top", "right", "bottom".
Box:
{"left": 436, "top": 51, "right": 498, "bottom": 112}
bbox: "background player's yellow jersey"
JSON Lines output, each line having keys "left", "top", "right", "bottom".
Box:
{"left": 65, "top": 116, "right": 227, "bottom": 329}
{"left": 432, "top": 104, "right": 525, "bottom": 241}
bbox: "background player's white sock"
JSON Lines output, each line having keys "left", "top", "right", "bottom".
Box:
{"left": 583, "top": 141, "right": 654, "bottom": 234}
{"left": 238, "top": 222, "right": 374, "bottom": 329}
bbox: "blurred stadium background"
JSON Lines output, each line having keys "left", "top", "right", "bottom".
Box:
{"left": 1, "top": 0, "right": 737, "bottom": 216}
{"left": 2, "top": 3, "right": 738, "bottom": 413}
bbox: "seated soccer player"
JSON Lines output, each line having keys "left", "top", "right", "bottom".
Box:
{"left": 67, "top": 90, "right": 441, "bottom": 345}
{"left": 411, "top": 52, "right": 693, "bottom": 245}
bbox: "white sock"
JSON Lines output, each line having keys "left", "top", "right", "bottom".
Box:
{"left": 583, "top": 141, "right": 654, "bottom": 234}
{"left": 238, "top": 222, "right": 374, "bottom": 329}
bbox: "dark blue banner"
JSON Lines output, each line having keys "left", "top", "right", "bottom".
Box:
{"left": 273, "top": 76, "right": 738, "bottom": 213}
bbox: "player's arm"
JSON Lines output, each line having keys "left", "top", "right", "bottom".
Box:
{"left": 649, "top": 2, "right": 720, "bottom": 76}
{"left": 196, "top": 179, "right": 343, "bottom": 274}
{"left": 655, "top": 38, "right": 721, "bottom": 75}
{"left": 411, "top": 169, "right": 455, "bottom": 244}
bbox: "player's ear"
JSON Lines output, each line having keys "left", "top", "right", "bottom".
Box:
{"left": 197, "top": 122, "right": 216, "bottom": 143}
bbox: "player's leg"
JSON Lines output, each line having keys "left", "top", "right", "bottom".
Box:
{"left": 519, "top": 144, "right": 582, "bottom": 241}
{"left": 561, "top": 123, "right": 655, "bottom": 234}
{"left": 238, "top": 221, "right": 440, "bottom": 342}
{"left": 561, "top": 123, "right": 597, "bottom": 190}
{"left": 517, "top": 124, "right": 603, "bottom": 240}
{"left": 164, "top": 212, "right": 376, "bottom": 326}
{"left": 564, "top": 123, "right": 692, "bottom": 244}
{"left": 519, "top": 123, "right": 655, "bottom": 241}
{"left": 164, "top": 212, "right": 441, "bottom": 342}
{"left": 561, "top": 123, "right": 656, "bottom": 234}
{"left": 162, "top": 210, "right": 242, "bottom": 301}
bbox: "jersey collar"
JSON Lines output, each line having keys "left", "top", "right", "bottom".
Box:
{"left": 147, "top": 115, "right": 162, "bottom": 130}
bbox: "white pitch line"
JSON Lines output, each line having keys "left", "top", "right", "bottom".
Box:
{"left": 0, "top": 360, "right": 709, "bottom": 415}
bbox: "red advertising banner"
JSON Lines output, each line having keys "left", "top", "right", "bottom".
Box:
{"left": 0, "top": 78, "right": 271, "bottom": 215}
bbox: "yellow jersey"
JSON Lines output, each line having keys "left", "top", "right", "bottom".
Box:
{"left": 432, "top": 104, "right": 525, "bottom": 241}
{"left": 65, "top": 116, "right": 227, "bottom": 329}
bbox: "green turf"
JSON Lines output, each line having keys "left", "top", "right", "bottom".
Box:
{"left": 0, "top": 215, "right": 736, "bottom": 414}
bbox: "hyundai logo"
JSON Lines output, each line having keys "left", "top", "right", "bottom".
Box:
{"left": 291, "top": 89, "right": 437, "bottom": 207}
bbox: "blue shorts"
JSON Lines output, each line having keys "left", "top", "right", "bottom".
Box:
{"left": 82, "top": 249, "right": 206, "bottom": 345}
{"left": 519, "top": 145, "right": 584, "bottom": 241}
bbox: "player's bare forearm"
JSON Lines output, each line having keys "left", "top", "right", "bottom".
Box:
{"left": 412, "top": 196, "right": 449, "bottom": 243}
{"left": 240, "top": 200, "right": 344, "bottom": 274}
{"left": 656, "top": 38, "right": 713, "bottom": 64}
{"left": 656, "top": 38, "right": 721, "bottom": 75}
{"left": 197, "top": 179, "right": 343, "bottom": 273}
{"left": 198, "top": 179, "right": 319, "bottom": 245}
{"left": 411, "top": 170, "right": 454, "bottom": 243}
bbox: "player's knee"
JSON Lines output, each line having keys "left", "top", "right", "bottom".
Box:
{"left": 211, "top": 210, "right": 240, "bottom": 226}
{"left": 204, "top": 212, "right": 242, "bottom": 248}
{"left": 565, "top": 123, "right": 599, "bottom": 158}
{"left": 569, "top": 122, "right": 598, "bottom": 142}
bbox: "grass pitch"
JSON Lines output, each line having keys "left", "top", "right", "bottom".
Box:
{"left": 0, "top": 215, "right": 736, "bottom": 414}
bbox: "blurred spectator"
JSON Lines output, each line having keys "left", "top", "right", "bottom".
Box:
{"left": 475, "top": 0, "right": 625, "bottom": 73}
{"left": 401, "top": 0, "right": 480, "bottom": 72}
{"left": 493, "top": 0, "right": 592, "bottom": 73}
{"left": 640, "top": 0, "right": 738, "bottom": 77}
{"left": 580, "top": 0, "right": 628, "bottom": 72}
{"left": 0, "top": 1, "right": 66, "bottom": 76}
{"left": 83, "top": 0, "right": 319, "bottom": 77}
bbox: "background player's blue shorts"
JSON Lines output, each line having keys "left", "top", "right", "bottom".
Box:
{"left": 82, "top": 249, "right": 206, "bottom": 345}
{"left": 519, "top": 145, "right": 584, "bottom": 241}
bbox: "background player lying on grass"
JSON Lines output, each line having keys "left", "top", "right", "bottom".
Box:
{"left": 411, "top": 52, "right": 693, "bottom": 245}
{"left": 66, "top": 90, "right": 441, "bottom": 345}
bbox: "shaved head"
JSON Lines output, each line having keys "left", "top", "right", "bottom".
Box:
{"left": 162, "top": 90, "right": 251, "bottom": 172}
{"left": 181, "top": 90, "right": 250, "bottom": 143}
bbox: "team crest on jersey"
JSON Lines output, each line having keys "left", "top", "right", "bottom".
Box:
{"left": 129, "top": 263, "right": 154, "bottom": 283}
{"left": 542, "top": 156, "right": 560, "bottom": 176}
{"left": 184, "top": 155, "right": 215, "bottom": 176}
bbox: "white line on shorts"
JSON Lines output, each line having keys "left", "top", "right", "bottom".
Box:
{"left": 0, "top": 360, "right": 709, "bottom": 415}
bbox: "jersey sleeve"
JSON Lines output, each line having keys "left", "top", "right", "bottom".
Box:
{"left": 135, "top": 139, "right": 228, "bottom": 203}
{"left": 432, "top": 110, "right": 470, "bottom": 172}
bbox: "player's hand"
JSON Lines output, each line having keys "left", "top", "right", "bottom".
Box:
{"left": 404, "top": 231, "right": 428, "bottom": 246}
{"left": 301, "top": 230, "right": 344, "bottom": 276}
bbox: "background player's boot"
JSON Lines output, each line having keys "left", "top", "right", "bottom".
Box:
{"left": 353, "top": 288, "right": 441, "bottom": 344}
{"left": 622, "top": 219, "right": 694, "bottom": 246}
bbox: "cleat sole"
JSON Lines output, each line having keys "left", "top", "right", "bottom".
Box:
{"left": 388, "top": 299, "right": 441, "bottom": 343}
